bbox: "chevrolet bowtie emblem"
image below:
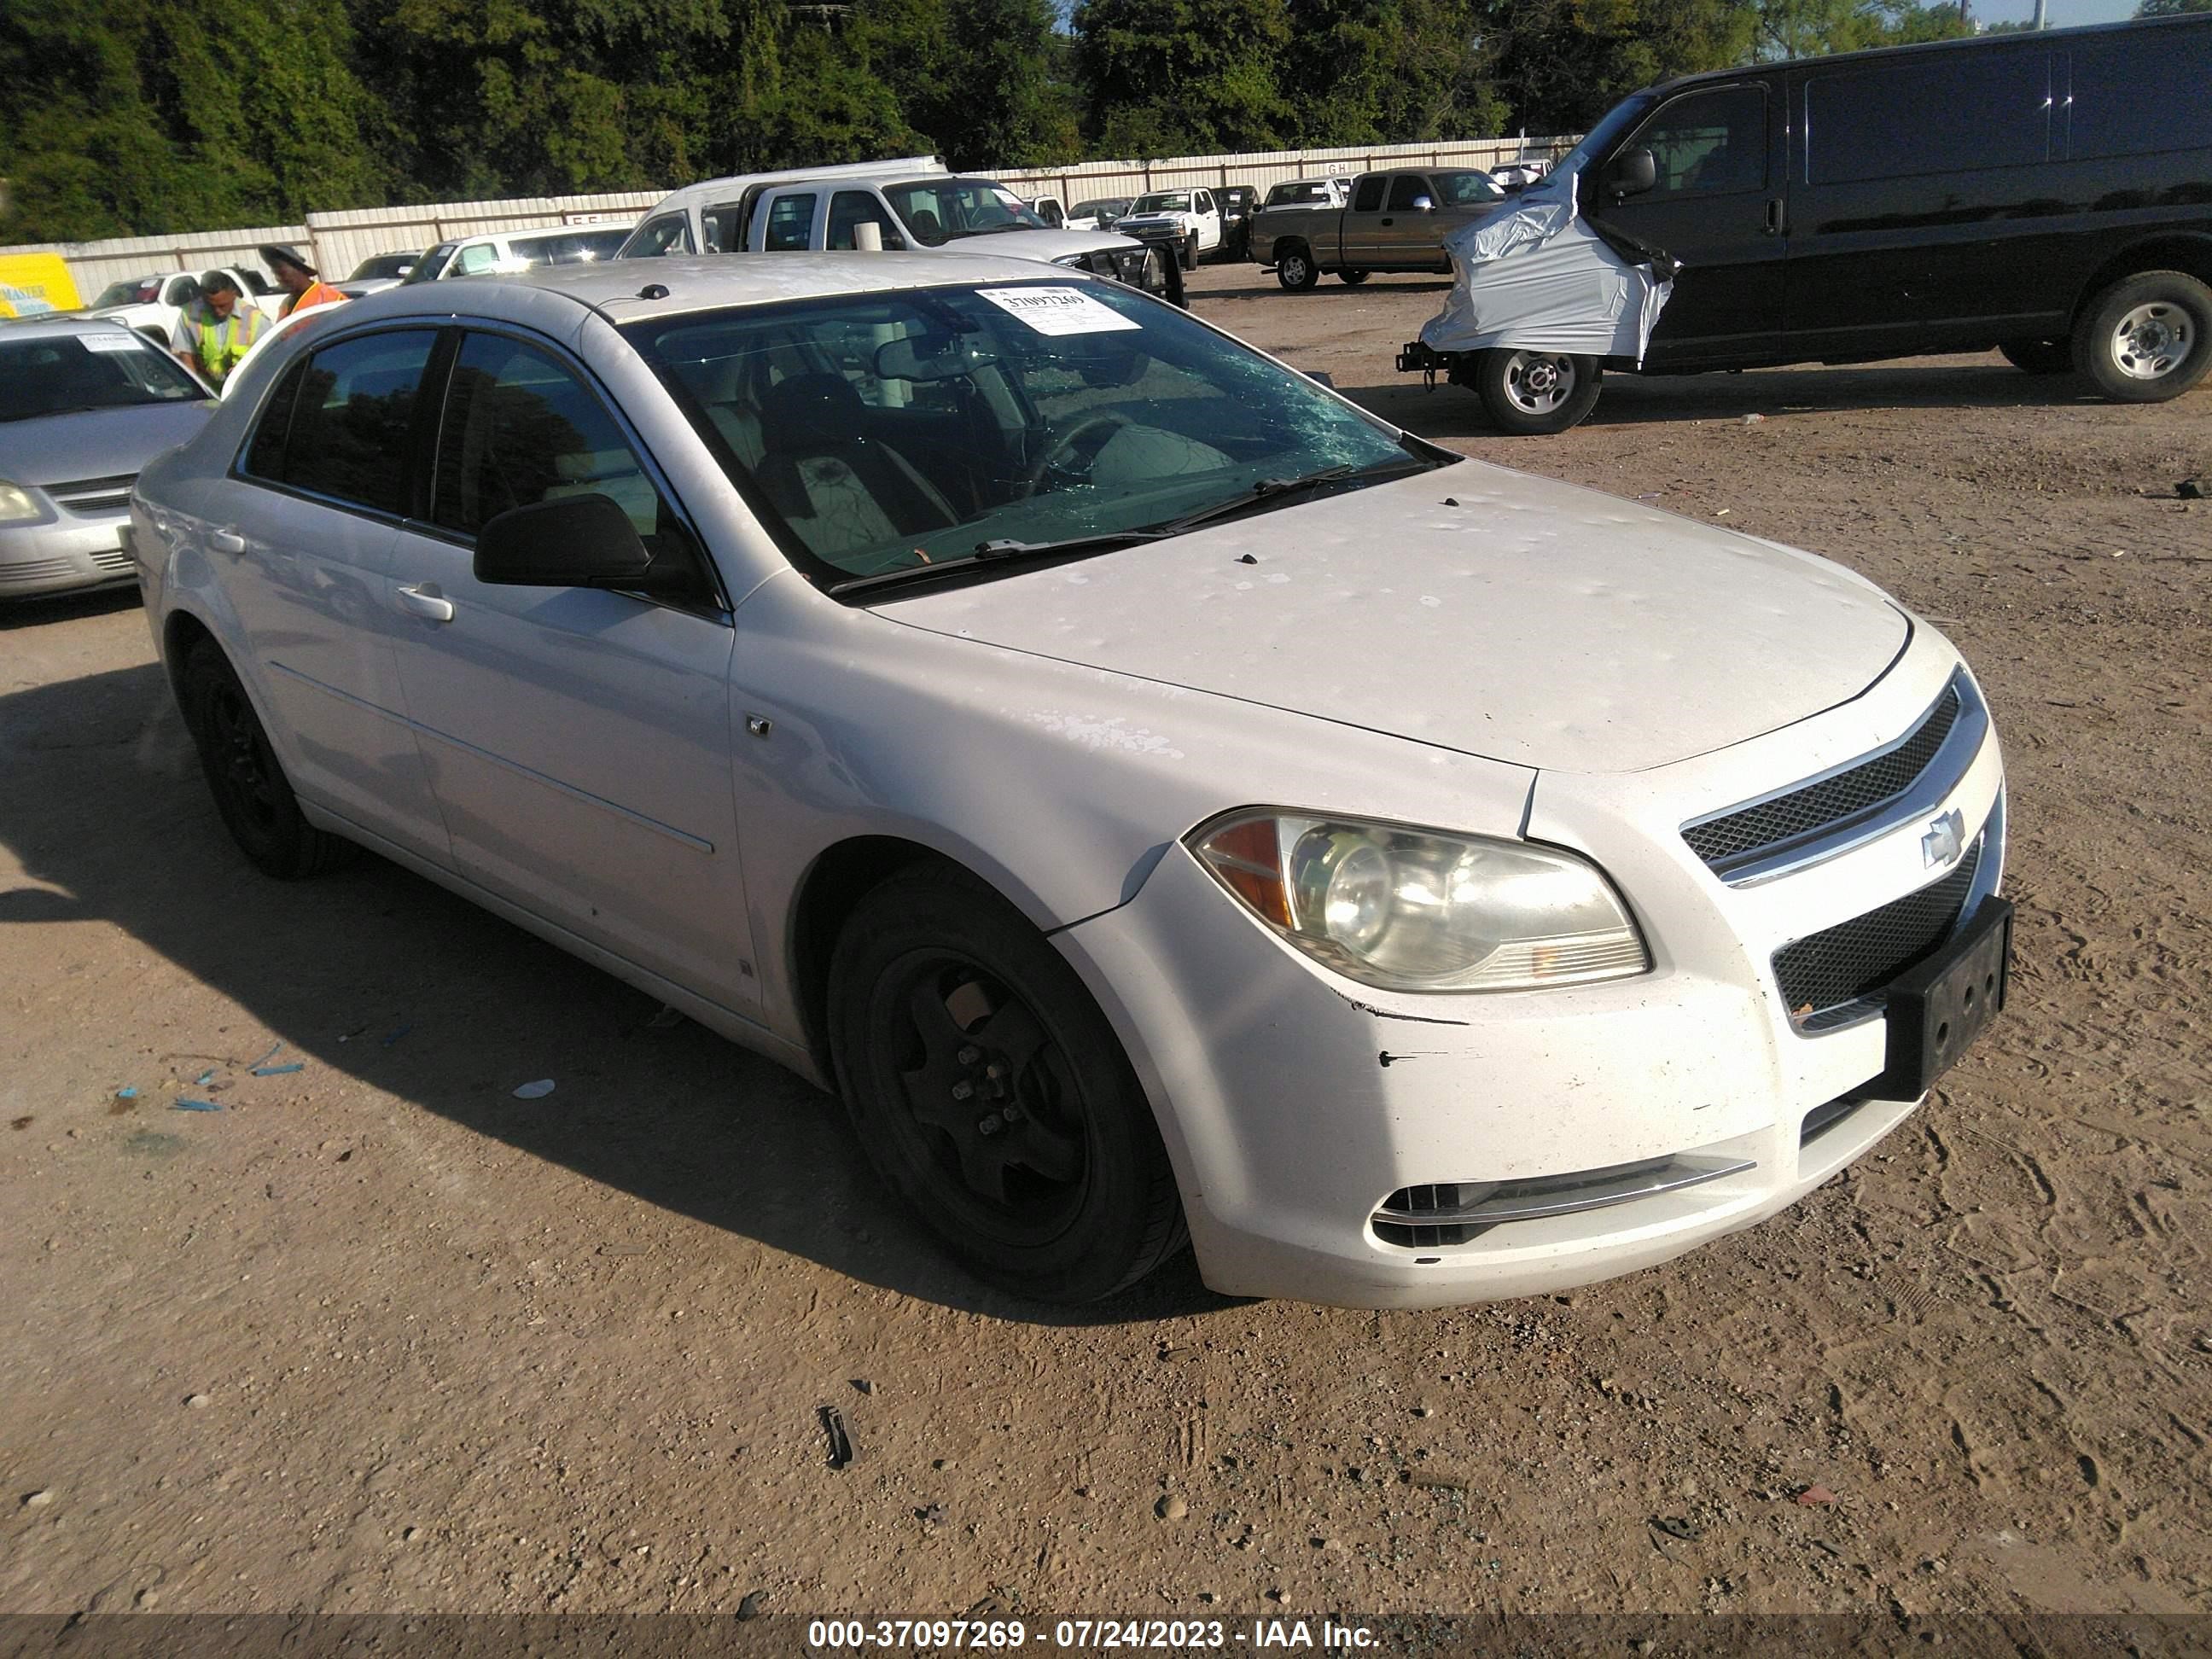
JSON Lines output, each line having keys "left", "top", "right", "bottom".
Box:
{"left": 1922, "top": 808, "right": 1965, "bottom": 869}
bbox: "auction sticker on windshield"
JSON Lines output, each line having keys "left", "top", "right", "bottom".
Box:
{"left": 79, "top": 332, "right": 148, "bottom": 353}
{"left": 977, "top": 287, "right": 1143, "bottom": 336}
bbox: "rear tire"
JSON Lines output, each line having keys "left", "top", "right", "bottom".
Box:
{"left": 1999, "top": 336, "right": 2073, "bottom": 375}
{"left": 180, "top": 640, "right": 357, "bottom": 879}
{"left": 1275, "top": 246, "right": 1318, "bottom": 292}
{"left": 2070, "top": 270, "right": 2212, "bottom": 403}
{"left": 826, "top": 870, "right": 1187, "bottom": 1303}
{"left": 1339, "top": 270, "right": 1371, "bottom": 286}
{"left": 1470, "top": 348, "right": 1604, "bottom": 435}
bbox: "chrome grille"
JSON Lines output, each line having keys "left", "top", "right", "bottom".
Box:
{"left": 1373, "top": 1152, "right": 1754, "bottom": 1249}
{"left": 1683, "top": 672, "right": 1983, "bottom": 885}
{"left": 1774, "top": 841, "right": 1982, "bottom": 1030}
{"left": 47, "top": 474, "right": 135, "bottom": 515}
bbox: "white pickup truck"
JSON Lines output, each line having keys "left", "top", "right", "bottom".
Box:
{"left": 1109, "top": 188, "right": 1225, "bottom": 269}
{"left": 620, "top": 155, "right": 1184, "bottom": 305}
{"left": 79, "top": 267, "right": 285, "bottom": 346}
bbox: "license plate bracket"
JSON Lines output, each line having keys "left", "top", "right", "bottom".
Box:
{"left": 1876, "top": 896, "right": 2012, "bottom": 1098}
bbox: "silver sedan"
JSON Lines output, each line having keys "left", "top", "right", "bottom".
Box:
{"left": 0, "top": 318, "right": 212, "bottom": 600}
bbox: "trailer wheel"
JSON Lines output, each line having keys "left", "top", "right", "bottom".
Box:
{"left": 1469, "top": 349, "right": 1603, "bottom": 435}
{"left": 1276, "top": 246, "right": 1318, "bottom": 292}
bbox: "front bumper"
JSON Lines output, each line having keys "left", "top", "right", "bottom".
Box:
{"left": 1053, "top": 648, "right": 2006, "bottom": 1308}
{"left": 0, "top": 511, "right": 137, "bottom": 600}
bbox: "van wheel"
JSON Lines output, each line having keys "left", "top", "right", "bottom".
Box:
{"left": 2072, "top": 271, "right": 2212, "bottom": 403}
{"left": 1470, "top": 349, "right": 1603, "bottom": 435}
{"left": 826, "top": 870, "right": 1187, "bottom": 1303}
{"left": 1276, "top": 246, "right": 1318, "bottom": 292}
{"left": 180, "top": 640, "right": 356, "bottom": 879}
{"left": 1999, "top": 337, "right": 2073, "bottom": 375}
{"left": 1339, "top": 270, "right": 1371, "bottom": 286}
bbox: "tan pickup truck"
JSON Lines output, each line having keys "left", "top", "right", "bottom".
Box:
{"left": 1249, "top": 167, "right": 1508, "bottom": 291}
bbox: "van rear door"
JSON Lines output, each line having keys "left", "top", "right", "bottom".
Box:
{"left": 1588, "top": 78, "right": 1785, "bottom": 367}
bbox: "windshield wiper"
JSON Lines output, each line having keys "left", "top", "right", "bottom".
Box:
{"left": 827, "top": 528, "right": 1168, "bottom": 597}
{"left": 830, "top": 456, "right": 1442, "bottom": 599}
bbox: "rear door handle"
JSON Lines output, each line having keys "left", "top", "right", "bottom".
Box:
{"left": 396, "top": 583, "right": 455, "bottom": 623}
{"left": 209, "top": 530, "right": 245, "bottom": 555}
{"left": 1765, "top": 198, "right": 1786, "bottom": 236}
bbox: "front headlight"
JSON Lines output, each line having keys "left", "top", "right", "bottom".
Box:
{"left": 0, "top": 481, "right": 45, "bottom": 524}
{"left": 1190, "top": 810, "right": 1649, "bottom": 993}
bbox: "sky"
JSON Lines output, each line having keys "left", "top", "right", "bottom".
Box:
{"left": 1970, "top": 0, "right": 2142, "bottom": 22}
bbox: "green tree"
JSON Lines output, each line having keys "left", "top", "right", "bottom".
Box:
{"left": 854, "top": 0, "right": 1080, "bottom": 168}
{"left": 1477, "top": 0, "right": 1760, "bottom": 135}
{"left": 2136, "top": 0, "right": 2212, "bottom": 14}
{"left": 1757, "top": 0, "right": 1970, "bottom": 58}
{"left": 1074, "top": 0, "right": 1294, "bottom": 155}
{"left": 1283, "top": 0, "right": 1506, "bottom": 144}
{"left": 0, "top": 0, "right": 387, "bottom": 242}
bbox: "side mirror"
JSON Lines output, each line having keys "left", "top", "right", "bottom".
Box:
{"left": 1410, "top": 195, "right": 1435, "bottom": 212}
{"left": 474, "top": 493, "right": 666, "bottom": 591}
{"left": 1610, "top": 148, "right": 1658, "bottom": 198}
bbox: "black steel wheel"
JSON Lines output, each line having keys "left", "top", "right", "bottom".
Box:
{"left": 181, "top": 639, "right": 355, "bottom": 878}
{"left": 827, "top": 870, "right": 1185, "bottom": 1301}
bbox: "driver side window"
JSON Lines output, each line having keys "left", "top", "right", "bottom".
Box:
{"left": 632, "top": 213, "right": 695, "bottom": 257}
{"left": 1352, "top": 177, "right": 1386, "bottom": 212}
{"left": 1624, "top": 86, "right": 1770, "bottom": 198}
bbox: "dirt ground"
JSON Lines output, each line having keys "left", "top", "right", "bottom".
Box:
{"left": 3, "top": 260, "right": 2209, "bottom": 1626}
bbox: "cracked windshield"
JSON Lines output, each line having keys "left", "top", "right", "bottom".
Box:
{"left": 634, "top": 281, "right": 1436, "bottom": 586}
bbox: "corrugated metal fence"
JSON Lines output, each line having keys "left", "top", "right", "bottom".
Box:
{"left": 3, "top": 137, "right": 1571, "bottom": 294}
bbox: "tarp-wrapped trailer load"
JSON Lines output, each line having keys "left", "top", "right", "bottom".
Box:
{"left": 1396, "top": 154, "right": 1675, "bottom": 435}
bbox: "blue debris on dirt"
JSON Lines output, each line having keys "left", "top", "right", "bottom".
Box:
{"left": 252, "top": 1062, "right": 305, "bottom": 1077}
{"left": 511, "top": 1079, "right": 556, "bottom": 1100}
{"left": 114, "top": 1086, "right": 138, "bottom": 1101}
{"left": 247, "top": 1042, "right": 284, "bottom": 1071}
{"left": 194, "top": 1069, "right": 216, "bottom": 1087}
{"left": 172, "top": 1098, "right": 223, "bottom": 1113}
{"left": 380, "top": 1025, "right": 412, "bottom": 1048}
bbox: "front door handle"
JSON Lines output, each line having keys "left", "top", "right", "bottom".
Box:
{"left": 1764, "top": 197, "right": 1786, "bottom": 236}
{"left": 1380, "top": 217, "right": 1395, "bottom": 226}
{"left": 209, "top": 530, "right": 245, "bottom": 555}
{"left": 396, "top": 583, "right": 455, "bottom": 623}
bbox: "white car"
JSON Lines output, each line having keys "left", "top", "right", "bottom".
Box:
{"left": 1113, "top": 188, "right": 1225, "bottom": 266}
{"left": 80, "top": 267, "right": 285, "bottom": 346}
{"left": 404, "top": 224, "right": 634, "bottom": 283}
{"left": 132, "top": 255, "right": 2010, "bottom": 1309}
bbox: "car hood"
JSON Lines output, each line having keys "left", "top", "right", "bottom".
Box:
{"left": 6, "top": 399, "right": 213, "bottom": 487}
{"left": 935, "top": 229, "right": 1140, "bottom": 262}
{"left": 874, "top": 466, "right": 1911, "bottom": 775}
{"left": 1116, "top": 212, "right": 1190, "bottom": 227}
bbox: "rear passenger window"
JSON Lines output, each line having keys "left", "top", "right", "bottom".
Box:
{"left": 1352, "top": 177, "right": 1386, "bottom": 212}
{"left": 1624, "top": 87, "right": 1768, "bottom": 197}
{"left": 243, "top": 329, "right": 439, "bottom": 515}
{"left": 434, "top": 333, "right": 678, "bottom": 550}
{"left": 2067, "top": 37, "right": 2212, "bottom": 160}
{"left": 701, "top": 203, "right": 747, "bottom": 253}
{"left": 764, "top": 194, "right": 818, "bottom": 251}
{"left": 1807, "top": 53, "right": 2050, "bottom": 183}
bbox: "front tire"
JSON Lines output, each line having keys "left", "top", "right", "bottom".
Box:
{"left": 1179, "top": 231, "right": 1197, "bottom": 271}
{"left": 2071, "top": 270, "right": 2212, "bottom": 403}
{"left": 1470, "top": 348, "right": 1604, "bottom": 435}
{"left": 180, "top": 639, "right": 356, "bottom": 879}
{"left": 826, "top": 870, "right": 1187, "bottom": 1303}
{"left": 1275, "top": 245, "right": 1318, "bottom": 292}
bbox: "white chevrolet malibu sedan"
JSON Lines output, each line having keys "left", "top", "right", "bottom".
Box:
{"left": 131, "top": 254, "right": 2010, "bottom": 1307}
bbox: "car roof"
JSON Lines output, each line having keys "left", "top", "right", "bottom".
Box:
{"left": 335, "top": 251, "right": 1101, "bottom": 326}
{"left": 1650, "top": 11, "right": 2198, "bottom": 97}
{"left": 0, "top": 315, "right": 154, "bottom": 343}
